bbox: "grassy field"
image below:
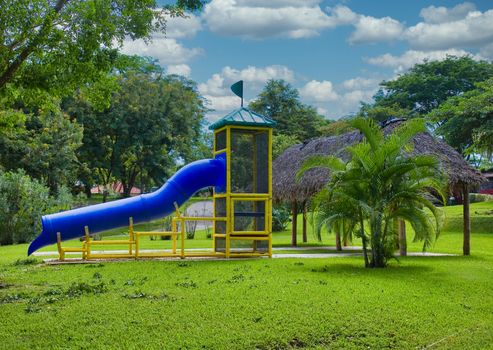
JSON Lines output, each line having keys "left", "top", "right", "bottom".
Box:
{"left": 0, "top": 202, "right": 492, "bottom": 349}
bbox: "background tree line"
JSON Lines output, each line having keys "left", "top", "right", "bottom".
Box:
{"left": 0, "top": 0, "right": 206, "bottom": 244}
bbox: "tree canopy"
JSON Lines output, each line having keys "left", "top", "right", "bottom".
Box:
{"left": 64, "top": 62, "right": 207, "bottom": 198}
{"left": 429, "top": 78, "right": 493, "bottom": 166}
{"left": 0, "top": 0, "right": 204, "bottom": 107}
{"left": 249, "top": 80, "right": 329, "bottom": 141}
{"left": 373, "top": 56, "right": 493, "bottom": 116}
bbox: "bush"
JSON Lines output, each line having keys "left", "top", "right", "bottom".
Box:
{"left": 470, "top": 193, "right": 493, "bottom": 203}
{"left": 469, "top": 190, "right": 493, "bottom": 203}
{"left": 0, "top": 170, "right": 72, "bottom": 245}
{"left": 272, "top": 205, "right": 291, "bottom": 232}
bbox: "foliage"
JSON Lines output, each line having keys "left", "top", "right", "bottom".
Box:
{"left": 272, "top": 133, "right": 299, "bottom": 159}
{"left": 298, "top": 118, "right": 446, "bottom": 267}
{"left": 64, "top": 63, "right": 207, "bottom": 198}
{"left": 357, "top": 103, "right": 412, "bottom": 122}
{"left": 373, "top": 56, "right": 493, "bottom": 115}
{"left": 0, "top": 169, "right": 72, "bottom": 245}
{"left": 0, "top": 108, "right": 83, "bottom": 193}
{"left": 272, "top": 205, "right": 291, "bottom": 232}
{"left": 0, "top": 0, "right": 204, "bottom": 107}
{"left": 250, "top": 80, "right": 329, "bottom": 141}
{"left": 428, "top": 78, "right": 493, "bottom": 163}
{"left": 318, "top": 119, "right": 353, "bottom": 136}
{"left": 469, "top": 193, "right": 493, "bottom": 203}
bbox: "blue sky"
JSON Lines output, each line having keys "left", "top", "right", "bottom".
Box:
{"left": 121, "top": 0, "right": 493, "bottom": 121}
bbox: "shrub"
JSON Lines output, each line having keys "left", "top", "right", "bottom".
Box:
{"left": 475, "top": 191, "right": 493, "bottom": 199}
{"left": 0, "top": 170, "right": 72, "bottom": 245}
{"left": 272, "top": 205, "right": 290, "bottom": 232}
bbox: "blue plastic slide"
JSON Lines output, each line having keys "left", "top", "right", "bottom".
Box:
{"left": 28, "top": 155, "right": 226, "bottom": 255}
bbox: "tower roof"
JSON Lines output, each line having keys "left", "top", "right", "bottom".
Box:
{"left": 209, "top": 107, "right": 276, "bottom": 130}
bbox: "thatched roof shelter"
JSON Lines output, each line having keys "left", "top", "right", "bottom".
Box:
{"left": 273, "top": 119, "right": 486, "bottom": 254}
{"left": 273, "top": 119, "right": 485, "bottom": 203}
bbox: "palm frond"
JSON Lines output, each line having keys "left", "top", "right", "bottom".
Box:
{"left": 296, "top": 155, "right": 345, "bottom": 181}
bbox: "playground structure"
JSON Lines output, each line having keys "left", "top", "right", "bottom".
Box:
{"left": 28, "top": 106, "right": 276, "bottom": 260}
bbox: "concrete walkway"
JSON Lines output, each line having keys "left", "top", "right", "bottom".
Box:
{"left": 34, "top": 246, "right": 456, "bottom": 262}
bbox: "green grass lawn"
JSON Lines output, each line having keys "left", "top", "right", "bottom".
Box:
{"left": 0, "top": 202, "right": 492, "bottom": 349}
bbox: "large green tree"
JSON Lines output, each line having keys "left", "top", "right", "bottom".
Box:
{"left": 0, "top": 0, "right": 204, "bottom": 106}
{"left": 65, "top": 66, "right": 207, "bottom": 199}
{"left": 373, "top": 56, "right": 493, "bottom": 116}
{"left": 249, "top": 80, "right": 329, "bottom": 141}
{"left": 298, "top": 118, "right": 446, "bottom": 268}
{"left": 429, "top": 78, "right": 493, "bottom": 165}
{"left": 0, "top": 108, "right": 83, "bottom": 193}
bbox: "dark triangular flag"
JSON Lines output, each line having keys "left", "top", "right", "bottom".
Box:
{"left": 231, "top": 80, "right": 244, "bottom": 107}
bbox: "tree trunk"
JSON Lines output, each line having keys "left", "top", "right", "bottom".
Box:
{"left": 370, "top": 215, "right": 385, "bottom": 267}
{"left": 291, "top": 201, "right": 297, "bottom": 247}
{"left": 463, "top": 184, "right": 470, "bottom": 256}
{"left": 84, "top": 184, "right": 92, "bottom": 199}
{"left": 343, "top": 236, "right": 349, "bottom": 247}
{"left": 359, "top": 210, "right": 369, "bottom": 268}
{"left": 335, "top": 230, "right": 342, "bottom": 251}
{"left": 302, "top": 202, "right": 307, "bottom": 243}
{"left": 398, "top": 219, "right": 407, "bottom": 256}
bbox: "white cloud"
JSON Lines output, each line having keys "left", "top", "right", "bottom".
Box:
{"left": 325, "top": 5, "right": 404, "bottom": 44}
{"left": 341, "top": 89, "right": 374, "bottom": 107}
{"left": 223, "top": 65, "right": 295, "bottom": 86}
{"left": 480, "top": 43, "right": 493, "bottom": 60}
{"left": 198, "top": 65, "right": 295, "bottom": 97}
{"left": 203, "top": 95, "right": 240, "bottom": 112}
{"left": 163, "top": 13, "right": 202, "bottom": 39}
{"left": 296, "top": 76, "right": 381, "bottom": 119}
{"left": 236, "top": 0, "right": 321, "bottom": 8}
{"left": 419, "top": 2, "right": 476, "bottom": 24}
{"left": 202, "top": 0, "right": 336, "bottom": 39}
{"left": 167, "top": 64, "right": 191, "bottom": 77}
{"left": 366, "top": 49, "right": 481, "bottom": 73}
{"left": 405, "top": 8, "right": 493, "bottom": 50}
{"left": 300, "top": 80, "right": 338, "bottom": 102}
{"left": 326, "top": 5, "right": 359, "bottom": 25}
{"left": 342, "top": 77, "right": 380, "bottom": 90}
{"left": 349, "top": 15, "right": 404, "bottom": 44}
{"left": 120, "top": 37, "right": 202, "bottom": 65}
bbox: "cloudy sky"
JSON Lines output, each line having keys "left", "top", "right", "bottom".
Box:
{"left": 120, "top": 0, "right": 493, "bottom": 122}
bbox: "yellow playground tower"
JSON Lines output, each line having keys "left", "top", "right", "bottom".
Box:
{"left": 210, "top": 107, "right": 276, "bottom": 258}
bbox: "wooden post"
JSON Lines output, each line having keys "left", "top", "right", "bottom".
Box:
{"left": 398, "top": 219, "right": 407, "bottom": 256}
{"left": 291, "top": 201, "right": 298, "bottom": 247}
{"left": 463, "top": 183, "right": 470, "bottom": 256}
{"left": 56, "top": 232, "right": 64, "bottom": 261}
{"left": 335, "top": 231, "right": 342, "bottom": 251}
{"left": 302, "top": 202, "right": 307, "bottom": 243}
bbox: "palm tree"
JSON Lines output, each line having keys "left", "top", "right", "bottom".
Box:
{"left": 298, "top": 118, "right": 446, "bottom": 268}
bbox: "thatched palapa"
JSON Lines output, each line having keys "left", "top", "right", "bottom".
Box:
{"left": 273, "top": 119, "right": 485, "bottom": 203}
{"left": 272, "top": 119, "right": 486, "bottom": 253}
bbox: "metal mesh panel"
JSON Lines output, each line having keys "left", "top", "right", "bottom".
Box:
{"left": 230, "top": 239, "right": 269, "bottom": 253}
{"left": 214, "top": 198, "right": 226, "bottom": 234}
{"left": 215, "top": 237, "right": 226, "bottom": 253}
{"left": 215, "top": 130, "right": 226, "bottom": 150}
{"left": 231, "top": 131, "right": 254, "bottom": 193}
{"left": 233, "top": 200, "right": 265, "bottom": 232}
{"left": 230, "top": 129, "right": 269, "bottom": 194}
{"left": 255, "top": 132, "right": 269, "bottom": 193}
